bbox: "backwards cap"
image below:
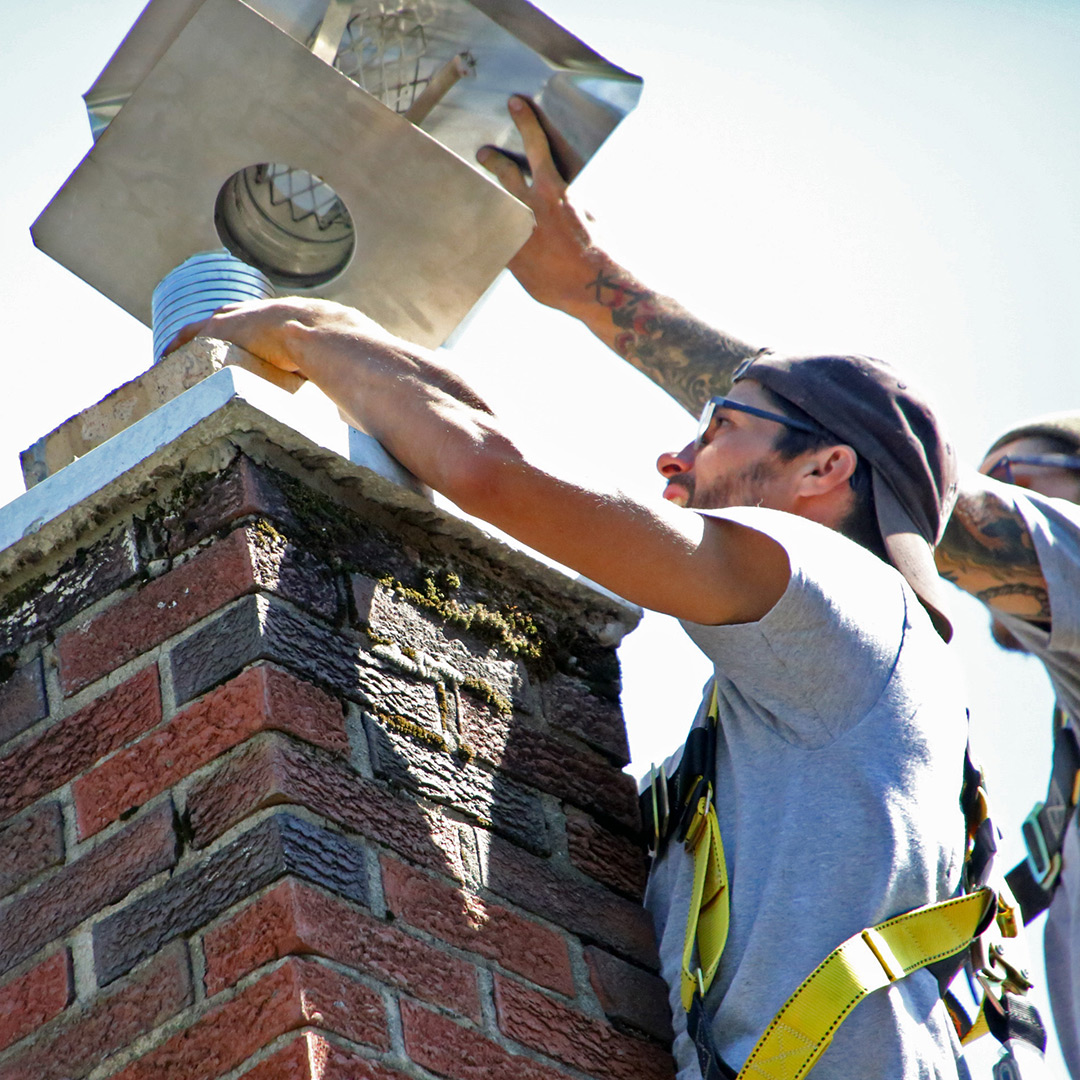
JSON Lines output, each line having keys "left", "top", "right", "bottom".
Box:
{"left": 734, "top": 352, "right": 958, "bottom": 641}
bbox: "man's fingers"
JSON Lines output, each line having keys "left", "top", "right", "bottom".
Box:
{"left": 477, "top": 145, "right": 530, "bottom": 200}
{"left": 508, "top": 96, "right": 564, "bottom": 188}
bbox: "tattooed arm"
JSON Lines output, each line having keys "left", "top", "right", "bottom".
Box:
{"left": 935, "top": 472, "right": 1050, "bottom": 624}
{"left": 478, "top": 96, "right": 763, "bottom": 415}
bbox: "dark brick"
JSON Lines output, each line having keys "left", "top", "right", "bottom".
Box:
{"left": 73, "top": 665, "right": 347, "bottom": 839}
{"left": 160, "top": 455, "right": 296, "bottom": 556}
{"left": 565, "top": 808, "right": 650, "bottom": 900}
{"left": 0, "top": 950, "right": 72, "bottom": 1052}
{"left": 0, "top": 526, "right": 140, "bottom": 656}
{"left": 381, "top": 856, "right": 574, "bottom": 995}
{"left": 366, "top": 718, "right": 549, "bottom": 855}
{"left": 0, "top": 656, "right": 47, "bottom": 745}
{"left": 494, "top": 974, "right": 675, "bottom": 1080}
{"left": 108, "top": 958, "right": 387, "bottom": 1080}
{"left": 458, "top": 701, "right": 639, "bottom": 831}
{"left": 0, "top": 942, "right": 192, "bottom": 1080}
{"left": 186, "top": 733, "right": 467, "bottom": 880}
{"left": 0, "top": 665, "right": 161, "bottom": 825}
{"left": 93, "top": 813, "right": 369, "bottom": 985}
{"left": 238, "top": 1032, "right": 413, "bottom": 1080}
{"left": 483, "top": 835, "right": 659, "bottom": 969}
{"left": 0, "top": 802, "right": 64, "bottom": 898}
{"left": 401, "top": 999, "right": 576, "bottom": 1080}
{"left": 170, "top": 594, "right": 379, "bottom": 706}
{"left": 57, "top": 526, "right": 337, "bottom": 695}
{"left": 202, "top": 878, "right": 480, "bottom": 1020}
{"left": 541, "top": 672, "right": 630, "bottom": 766}
{"left": 584, "top": 947, "right": 674, "bottom": 1044}
{"left": 0, "top": 803, "right": 177, "bottom": 979}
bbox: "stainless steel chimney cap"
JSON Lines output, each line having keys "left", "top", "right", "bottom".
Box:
{"left": 31, "top": 0, "right": 642, "bottom": 349}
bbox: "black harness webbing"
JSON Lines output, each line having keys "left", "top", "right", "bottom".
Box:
{"left": 1005, "top": 719, "right": 1080, "bottom": 925}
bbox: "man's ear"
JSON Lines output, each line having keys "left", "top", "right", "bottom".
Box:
{"left": 799, "top": 444, "right": 858, "bottom": 496}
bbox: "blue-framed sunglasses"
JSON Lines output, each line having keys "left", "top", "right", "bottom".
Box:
{"left": 985, "top": 453, "right": 1080, "bottom": 484}
{"left": 695, "top": 395, "right": 823, "bottom": 449}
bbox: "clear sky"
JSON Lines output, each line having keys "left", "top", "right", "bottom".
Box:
{"left": 3, "top": 0, "right": 1078, "bottom": 1070}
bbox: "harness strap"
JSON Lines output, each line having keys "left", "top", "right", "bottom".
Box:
{"left": 737, "top": 888, "right": 994, "bottom": 1080}
{"left": 1005, "top": 720, "right": 1080, "bottom": 924}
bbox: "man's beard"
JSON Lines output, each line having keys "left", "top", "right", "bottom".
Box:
{"left": 682, "top": 459, "right": 782, "bottom": 511}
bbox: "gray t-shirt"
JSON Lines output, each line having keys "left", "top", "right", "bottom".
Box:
{"left": 643, "top": 506, "right": 968, "bottom": 1079}
{"left": 987, "top": 484, "right": 1080, "bottom": 1078}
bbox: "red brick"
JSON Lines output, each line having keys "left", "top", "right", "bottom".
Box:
{"left": 381, "top": 857, "right": 574, "bottom": 996}
{"left": 57, "top": 529, "right": 258, "bottom": 694}
{"left": 202, "top": 878, "right": 480, "bottom": 1021}
{"left": 0, "top": 666, "right": 160, "bottom": 825}
{"left": 0, "top": 802, "right": 177, "bottom": 979}
{"left": 0, "top": 802, "right": 64, "bottom": 898}
{"left": 73, "top": 666, "right": 346, "bottom": 838}
{"left": 110, "top": 958, "right": 387, "bottom": 1080}
{"left": 494, "top": 975, "right": 674, "bottom": 1080}
{"left": 584, "top": 947, "right": 673, "bottom": 1044}
{"left": 484, "top": 835, "right": 660, "bottom": 968}
{"left": 238, "top": 1031, "right": 413, "bottom": 1080}
{"left": 400, "top": 999, "right": 576, "bottom": 1080}
{"left": 540, "top": 673, "right": 630, "bottom": 766}
{"left": 0, "top": 950, "right": 72, "bottom": 1052}
{"left": 0, "top": 941, "right": 192, "bottom": 1080}
{"left": 187, "top": 732, "right": 466, "bottom": 879}
{"left": 458, "top": 702, "right": 640, "bottom": 830}
{"left": 565, "top": 808, "right": 649, "bottom": 900}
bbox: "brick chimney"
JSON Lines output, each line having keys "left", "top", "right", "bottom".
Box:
{"left": 0, "top": 351, "right": 673, "bottom": 1080}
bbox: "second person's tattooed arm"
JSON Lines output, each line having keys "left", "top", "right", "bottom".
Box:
{"left": 935, "top": 473, "right": 1050, "bottom": 625}
{"left": 478, "top": 96, "right": 763, "bottom": 416}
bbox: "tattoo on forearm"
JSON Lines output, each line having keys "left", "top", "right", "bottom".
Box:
{"left": 586, "top": 269, "right": 762, "bottom": 415}
{"left": 938, "top": 489, "right": 1049, "bottom": 620}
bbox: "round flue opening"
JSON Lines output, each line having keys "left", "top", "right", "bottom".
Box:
{"left": 215, "top": 164, "right": 354, "bottom": 288}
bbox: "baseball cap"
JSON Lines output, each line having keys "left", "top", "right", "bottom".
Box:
{"left": 734, "top": 352, "right": 958, "bottom": 641}
{"left": 986, "top": 410, "right": 1080, "bottom": 458}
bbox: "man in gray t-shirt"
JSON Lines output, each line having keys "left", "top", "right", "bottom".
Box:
{"left": 936, "top": 412, "right": 1080, "bottom": 1077}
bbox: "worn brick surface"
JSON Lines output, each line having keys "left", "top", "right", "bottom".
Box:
{"left": 0, "top": 941, "right": 192, "bottom": 1080}
{"left": 93, "top": 813, "right": 368, "bottom": 985}
{"left": 0, "top": 527, "right": 139, "bottom": 656}
{"left": 584, "top": 947, "right": 673, "bottom": 1044}
{"left": 565, "top": 809, "right": 649, "bottom": 900}
{"left": 0, "top": 802, "right": 64, "bottom": 899}
{"left": 0, "top": 656, "right": 47, "bottom": 746}
{"left": 0, "top": 665, "right": 160, "bottom": 825}
{"left": 494, "top": 975, "right": 675, "bottom": 1080}
{"left": 238, "top": 1032, "right": 413, "bottom": 1080}
{"left": 0, "top": 950, "right": 72, "bottom": 1052}
{"left": 0, "top": 803, "right": 176, "bottom": 979}
{"left": 381, "top": 857, "right": 573, "bottom": 996}
{"left": 57, "top": 526, "right": 336, "bottom": 695}
{"left": 367, "top": 719, "right": 549, "bottom": 855}
{"left": 202, "top": 878, "right": 480, "bottom": 1020}
{"left": 160, "top": 456, "right": 295, "bottom": 556}
{"left": 109, "top": 958, "right": 387, "bottom": 1080}
{"left": 73, "top": 665, "right": 347, "bottom": 839}
{"left": 457, "top": 703, "right": 639, "bottom": 830}
{"left": 401, "top": 999, "right": 575, "bottom": 1080}
{"left": 170, "top": 594, "right": 372, "bottom": 706}
{"left": 354, "top": 575, "right": 519, "bottom": 702}
{"left": 186, "top": 732, "right": 466, "bottom": 879}
{"left": 540, "top": 673, "right": 630, "bottom": 766}
{"left": 483, "top": 836, "right": 659, "bottom": 968}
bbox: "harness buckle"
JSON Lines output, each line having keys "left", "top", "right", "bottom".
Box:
{"left": 1021, "top": 802, "right": 1062, "bottom": 889}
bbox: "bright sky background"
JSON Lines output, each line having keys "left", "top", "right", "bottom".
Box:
{"left": 2, "top": 0, "right": 1078, "bottom": 1071}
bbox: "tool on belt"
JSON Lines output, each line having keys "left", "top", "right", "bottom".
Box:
{"left": 640, "top": 688, "right": 1047, "bottom": 1080}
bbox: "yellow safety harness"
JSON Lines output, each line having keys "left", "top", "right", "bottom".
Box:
{"left": 644, "top": 687, "right": 1039, "bottom": 1080}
